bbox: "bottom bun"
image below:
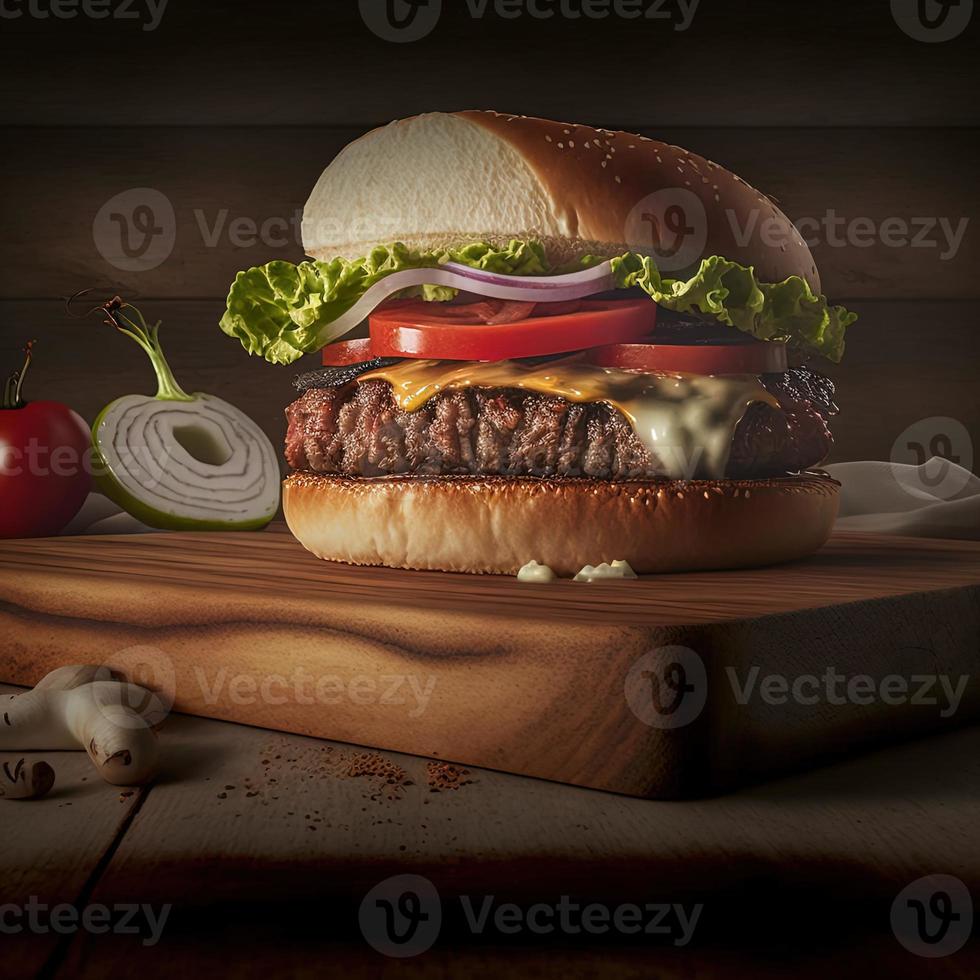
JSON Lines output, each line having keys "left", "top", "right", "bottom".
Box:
{"left": 283, "top": 473, "right": 840, "bottom": 576}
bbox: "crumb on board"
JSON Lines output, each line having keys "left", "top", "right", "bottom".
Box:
{"left": 426, "top": 761, "right": 476, "bottom": 793}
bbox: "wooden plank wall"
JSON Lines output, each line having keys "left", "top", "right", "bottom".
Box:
{"left": 0, "top": 0, "right": 977, "bottom": 468}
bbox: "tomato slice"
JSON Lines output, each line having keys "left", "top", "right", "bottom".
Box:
{"left": 368, "top": 299, "right": 656, "bottom": 361}
{"left": 321, "top": 338, "right": 376, "bottom": 366}
{"left": 323, "top": 301, "right": 784, "bottom": 374}
{"left": 406, "top": 300, "right": 541, "bottom": 324}
{"left": 586, "top": 338, "right": 788, "bottom": 375}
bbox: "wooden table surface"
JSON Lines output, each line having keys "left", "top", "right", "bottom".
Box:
{"left": 2, "top": 681, "right": 978, "bottom": 978}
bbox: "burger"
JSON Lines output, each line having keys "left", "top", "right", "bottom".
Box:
{"left": 220, "top": 111, "right": 855, "bottom": 576}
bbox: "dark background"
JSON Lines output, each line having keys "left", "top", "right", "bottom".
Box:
{"left": 1, "top": 0, "right": 978, "bottom": 469}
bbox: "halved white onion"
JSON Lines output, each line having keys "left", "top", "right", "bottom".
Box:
{"left": 95, "top": 393, "right": 280, "bottom": 530}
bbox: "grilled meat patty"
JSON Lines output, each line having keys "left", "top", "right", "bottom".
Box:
{"left": 284, "top": 366, "right": 835, "bottom": 480}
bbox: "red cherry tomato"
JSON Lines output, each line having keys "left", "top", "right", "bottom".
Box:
{"left": 367, "top": 298, "right": 657, "bottom": 361}
{"left": 586, "top": 339, "right": 788, "bottom": 375}
{"left": 1, "top": 345, "right": 92, "bottom": 538}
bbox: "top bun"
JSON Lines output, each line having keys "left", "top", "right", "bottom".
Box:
{"left": 302, "top": 110, "right": 819, "bottom": 291}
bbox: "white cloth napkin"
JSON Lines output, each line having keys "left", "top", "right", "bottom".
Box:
{"left": 61, "top": 458, "right": 980, "bottom": 541}
{"left": 825, "top": 458, "right": 980, "bottom": 540}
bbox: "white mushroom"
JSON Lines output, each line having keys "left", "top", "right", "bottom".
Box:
{"left": 0, "top": 664, "right": 167, "bottom": 786}
{"left": 0, "top": 759, "right": 56, "bottom": 800}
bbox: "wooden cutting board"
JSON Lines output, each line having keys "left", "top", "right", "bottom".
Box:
{"left": 1, "top": 525, "right": 979, "bottom": 797}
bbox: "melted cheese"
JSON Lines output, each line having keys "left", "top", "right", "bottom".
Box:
{"left": 574, "top": 561, "right": 639, "bottom": 582}
{"left": 516, "top": 560, "right": 558, "bottom": 583}
{"left": 359, "top": 358, "right": 778, "bottom": 480}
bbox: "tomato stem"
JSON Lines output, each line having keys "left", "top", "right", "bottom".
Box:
{"left": 101, "top": 297, "right": 194, "bottom": 402}
{"left": 2, "top": 341, "right": 35, "bottom": 409}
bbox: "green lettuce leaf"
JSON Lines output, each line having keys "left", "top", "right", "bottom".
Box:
{"left": 220, "top": 240, "right": 550, "bottom": 366}
{"left": 604, "top": 253, "right": 857, "bottom": 363}
{"left": 221, "top": 239, "right": 856, "bottom": 365}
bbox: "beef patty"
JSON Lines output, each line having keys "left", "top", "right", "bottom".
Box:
{"left": 284, "top": 365, "right": 835, "bottom": 480}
